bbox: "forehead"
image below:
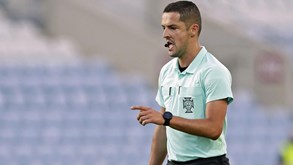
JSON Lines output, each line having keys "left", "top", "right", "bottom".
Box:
{"left": 161, "top": 12, "right": 182, "bottom": 25}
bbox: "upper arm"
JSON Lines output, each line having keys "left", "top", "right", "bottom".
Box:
{"left": 206, "top": 99, "right": 228, "bottom": 130}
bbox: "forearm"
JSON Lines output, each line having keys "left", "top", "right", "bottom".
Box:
{"left": 169, "top": 116, "right": 223, "bottom": 140}
{"left": 148, "top": 125, "right": 167, "bottom": 165}
{"left": 169, "top": 100, "right": 227, "bottom": 140}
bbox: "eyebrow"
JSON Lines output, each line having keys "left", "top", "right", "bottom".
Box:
{"left": 161, "top": 24, "right": 178, "bottom": 28}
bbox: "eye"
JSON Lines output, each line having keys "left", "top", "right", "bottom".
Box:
{"left": 169, "top": 26, "right": 177, "bottom": 30}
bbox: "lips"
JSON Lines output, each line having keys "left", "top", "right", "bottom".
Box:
{"left": 165, "top": 40, "right": 174, "bottom": 49}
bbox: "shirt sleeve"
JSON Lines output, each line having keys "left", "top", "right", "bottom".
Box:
{"left": 203, "top": 66, "right": 234, "bottom": 104}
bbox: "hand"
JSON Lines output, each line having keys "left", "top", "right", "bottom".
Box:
{"left": 131, "top": 106, "right": 165, "bottom": 126}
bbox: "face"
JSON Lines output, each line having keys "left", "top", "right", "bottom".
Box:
{"left": 161, "top": 12, "right": 190, "bottom": 58}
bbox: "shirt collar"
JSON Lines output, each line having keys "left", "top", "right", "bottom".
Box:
{"left": 174, "top": 46, "right": 207, "bottom": 74}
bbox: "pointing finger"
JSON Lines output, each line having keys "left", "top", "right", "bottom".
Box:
{"left": 130, "top": 106, "right": 149, "bottom": 111}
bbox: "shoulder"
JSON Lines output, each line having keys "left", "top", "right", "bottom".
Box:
{"left": 200, "top": 52, "right": 231, "bottom": 78}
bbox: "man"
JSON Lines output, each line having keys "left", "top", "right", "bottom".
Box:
{"left": 131, "top": 1, "right": 233, "bottom": 165}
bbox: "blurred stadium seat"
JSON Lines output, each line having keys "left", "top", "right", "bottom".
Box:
{"left": 0, "top": 2, "right": 292, "bottom": 165}
{"left": 0, "top": 61, "right": 158, "bottom": 165}
{"left": 0, "top": 9, "right": 157, "bottom": 164}
{"left": 195, "top": 0, "right": 293, "bottom": 57}
{"left": 226, "top": 92, "right": 292, "bottom": 165}
{"left": 1, "top": 63, "right": 291, "bottom": 165}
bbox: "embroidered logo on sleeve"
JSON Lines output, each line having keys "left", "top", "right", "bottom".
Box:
{"left": 183, "top": 97, "right": 194, "bottom": 113}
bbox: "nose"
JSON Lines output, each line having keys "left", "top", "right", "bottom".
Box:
{"left": 163, "top": 28, "right": 170, "bottom": 39}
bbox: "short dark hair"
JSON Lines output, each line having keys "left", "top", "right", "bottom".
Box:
{"left": 163, "top": 1, "right": 202, "bottom": 35}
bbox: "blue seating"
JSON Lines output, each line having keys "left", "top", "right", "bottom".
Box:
{"left": 0, "top": 62, "right": 155, "bottom": 164}
{"left": 0, "top": 63, "right": 292, "bottom": 165}
{"left": 226, "top": 93, "right": 292, "bottom": 165}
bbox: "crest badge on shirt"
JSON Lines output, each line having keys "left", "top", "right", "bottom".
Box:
{"left": 183, "top": 97, "right": 194, "bottom": 113}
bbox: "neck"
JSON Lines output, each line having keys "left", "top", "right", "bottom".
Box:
{"left": 178, "top": 42, "right": 201, "bottom": 67}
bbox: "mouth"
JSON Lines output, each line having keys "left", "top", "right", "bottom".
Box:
{"left": 164, "top": 40, "right": 174, "bottom": 50}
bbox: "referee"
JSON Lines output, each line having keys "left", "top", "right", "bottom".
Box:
{"left": 131, "top": 1, "right": 233, "bottom": 165}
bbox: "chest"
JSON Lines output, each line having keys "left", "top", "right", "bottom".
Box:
{"left": 160, "top": 72, "right": 206, "bottom": 118}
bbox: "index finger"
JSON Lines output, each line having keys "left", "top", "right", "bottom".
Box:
{"left": 130, "top": 105, "right": 149, "bottom": 111}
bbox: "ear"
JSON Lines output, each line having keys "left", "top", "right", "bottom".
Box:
{"left": 189, "top": 23, "right": 199, "bottom": 37}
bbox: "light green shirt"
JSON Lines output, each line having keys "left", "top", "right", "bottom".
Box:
{"left": 156, "top": 46, "right": 233, "bottom": 162}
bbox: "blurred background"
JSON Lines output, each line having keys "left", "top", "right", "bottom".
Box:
{"left": 0, "top": 0, "right": 292, "bottom": 164}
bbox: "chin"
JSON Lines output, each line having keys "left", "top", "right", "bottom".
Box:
{"left": 170, "top": 53, "right": 180, "bottom": 58}
{"left": 168, "top": 51, "right": 178, "bottom": 58}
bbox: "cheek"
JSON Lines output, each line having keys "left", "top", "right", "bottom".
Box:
{"left": 176, "top": 37, "right": 188, "bottom": 48}
{"left": 176, "top": 33, "right": 189, "bottom": 44}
